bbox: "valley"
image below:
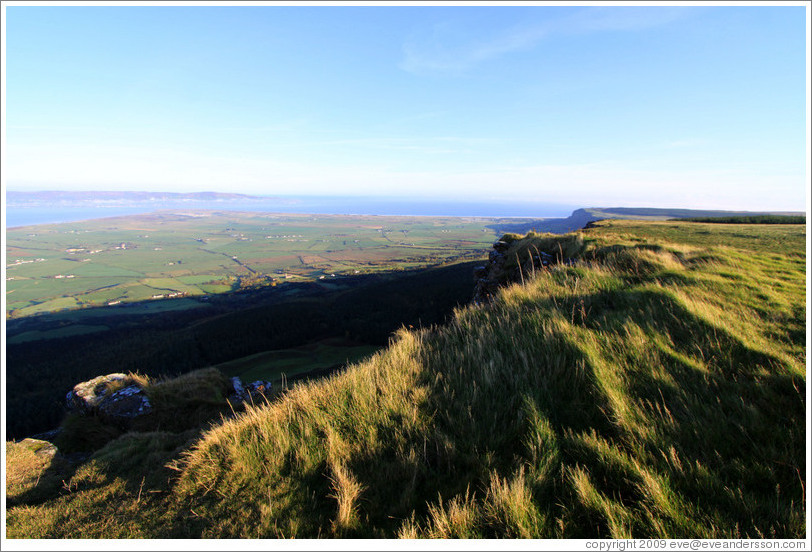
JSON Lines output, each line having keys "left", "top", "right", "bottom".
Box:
{"left": 6, "top": 211, "right": 504, "bottom": 319}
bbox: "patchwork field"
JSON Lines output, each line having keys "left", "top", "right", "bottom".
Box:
{"left": 6, "top": 211, "right": 500, "bottom": 318}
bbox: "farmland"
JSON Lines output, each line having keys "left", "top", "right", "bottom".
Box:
{"left": 6, "top": 210, "right": 501, "bottom": 318}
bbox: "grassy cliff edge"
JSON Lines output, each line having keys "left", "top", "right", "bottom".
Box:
{"left": 6, "top": 220, "right": 806, "bottom": 539}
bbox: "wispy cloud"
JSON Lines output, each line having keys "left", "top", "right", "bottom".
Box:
{"left": 570, "top": 7, "right": 693, "bottom": 33}
{"left": 400, "top": 21, "right": 547, "bottom": 76}
{"left": 400, "top": 7, "right": 693, "bottom": 76}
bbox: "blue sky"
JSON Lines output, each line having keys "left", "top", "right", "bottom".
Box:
{"left": 2, "top": 3, "right": 808, "bottom": 210}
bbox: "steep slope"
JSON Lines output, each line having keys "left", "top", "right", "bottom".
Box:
{"left": 6, "top": 220, "right": 806, "bottom": 539}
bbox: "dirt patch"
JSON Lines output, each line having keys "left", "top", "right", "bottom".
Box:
{"left": 249, "top": 255, "right": 300, "bottom": 265}
{"left": 300, "top": 255, "right": 329, "bottom": 265}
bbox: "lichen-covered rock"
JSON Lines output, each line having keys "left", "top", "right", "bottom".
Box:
{"left": 17, "top": 438, "right": 58, "bottom": 460}
{"left": 98, "top": 385, "right": 152, "bottom": 423}
{"left": 66, "top": 374, "right": 152, "bottom": 426}
{"left": 66, "top": 373, "right": 128, "bottom": 414}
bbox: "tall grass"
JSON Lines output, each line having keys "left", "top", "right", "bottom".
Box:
{"left": 6, "top": 221, "right": 806, "bottom": 539}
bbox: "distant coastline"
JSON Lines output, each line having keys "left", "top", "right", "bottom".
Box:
{"left": 4, "top": 193, "right": 580, "bottom": 228}
{"left": 8, "top": 192, "right": 803, "bottom": 229}
{"left": 6, "top": 190, "right": 262, "bottom": 204}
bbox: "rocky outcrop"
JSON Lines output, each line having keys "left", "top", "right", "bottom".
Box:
{"left": 473, "top": 234, "right": 581, "bottom": 304}
{"left": 99, "top": 385, "right": 152, "bottom": 422}
{"left": 66, "top": 373, "right": 129, "bottom": 414}
{"left": 472, "top": 240, "right": 511, "bottom": 303}
{"left": 66, "top": 374, "right": 152, "bottom": 425}
{"left": 228, "top": 377, "right": 273, "bottom": 406}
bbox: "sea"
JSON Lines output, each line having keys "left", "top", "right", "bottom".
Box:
{"left": 5, "top": 196, "right": 578, "bottom": 228}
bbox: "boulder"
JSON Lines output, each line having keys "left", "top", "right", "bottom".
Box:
{"left": 98, "top": 385, "right": 152, "bottom": 423}
{"left": 17, "top": 438, "right": 58, "bottom": 460}
{"left": 66, "top": 374, "right": 152, "bottom": 425}
{"left": 66, "top": 373, "right": 128, "bottom": 414}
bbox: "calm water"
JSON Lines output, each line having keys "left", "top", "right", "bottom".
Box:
{"left": 5, "top": 196, "right": 578, "bottom": 228}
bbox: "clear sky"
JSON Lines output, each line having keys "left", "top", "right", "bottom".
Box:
{"left": 2, "top": 2, "right": 809, "bottom": 210}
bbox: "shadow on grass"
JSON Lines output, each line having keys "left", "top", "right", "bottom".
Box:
{"left": 7, "top": 429, "right": 199, "bottom": 511}
{"left": 539, "top": 283, "right": 805, "bottom": 537}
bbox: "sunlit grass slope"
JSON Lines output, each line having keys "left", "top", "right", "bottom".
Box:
{"left": 6, "top": 220, "right": 806, "bottom": 539}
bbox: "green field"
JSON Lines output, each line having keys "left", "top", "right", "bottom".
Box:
{"left": 6, "top": 211, "right": 499, "bottom": 318}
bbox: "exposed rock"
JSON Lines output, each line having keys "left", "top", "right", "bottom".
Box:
{"left": 98, "top": 385, "right": 152, "bottom": 423}
{"left": 17, "top": 438, "right": 58, "bottom": 460}
{"left": 227, "top": 376, "right": 272, "bottom": 406}
{"left": 473, "top": 277, "right": 500, "bottom": 303}
{"left": 230, "top": 376, "right": 245, "bottom": 399}
{"left": 492, "top": 240, "right": 510, "bottom": 253}
{"left": 473, "top": 236, "right": 580, "bottom": 304}
{"left": 246, "top": 380, "right": 272, "bottom": 397}
{"left": 66, "top": 373, "right": 128, "bottom": 414}
{"left": 65, "top": 374, "right": 152, "bottom": 426}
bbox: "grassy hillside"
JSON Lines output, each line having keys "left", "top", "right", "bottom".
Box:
{"left": 677, "top": 215, "right": 806, "bottom": 224}
{"left": 6, "top": 220, "right": 806, "bottom": 539}
{"left": 584, "top": 207, "right": 805, "bottom": 220}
